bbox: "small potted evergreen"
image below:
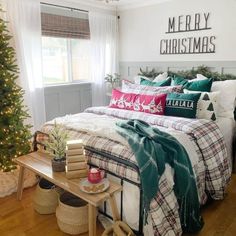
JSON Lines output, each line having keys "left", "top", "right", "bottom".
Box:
{"left": 44, "top": 122, "right": 68, "bottom": 172}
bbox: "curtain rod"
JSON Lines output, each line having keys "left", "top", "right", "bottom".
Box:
{"left": 40, "top": 2, "right": 89, "bottom": 13}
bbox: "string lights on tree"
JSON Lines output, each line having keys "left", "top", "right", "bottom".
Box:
{"left": 0, "top": 7, "right": 31, "bottom": 172}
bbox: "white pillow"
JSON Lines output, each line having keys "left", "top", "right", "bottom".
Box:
{"left": 188, "top": 74, "right": 210, "bottom": 82}
{"left": 196, "top": 74, "right": 208, "bottom": 81}
{"left": 133, "top": 75, "right": 151, "bottom": 84}
{"left": 211, "top": 80, "right": 236, "bottom": 119}
{"left": 184, "top": 89, "right": 219, "bottom": 121}
{"left": 153, "top": 72, "right": 168, "bottom": 82}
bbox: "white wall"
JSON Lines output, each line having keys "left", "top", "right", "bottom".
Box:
{"left": 118, "top": 0, "right": 236, "bottom": 62}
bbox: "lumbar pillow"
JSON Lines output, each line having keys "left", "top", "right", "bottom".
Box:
{"left": 109, "top": 89, "right": 167, "bottom": 115}
{"left": 171, "top": 76, "right": 213, "bottom": 92}
{"left": 184, "top": 89, "right": 219, "bottom": 121}
{"left": 121, "top": 80, "right": 183, "bottom": 95}
{"left": 165, "top": 93, "right": 201, "bottom": 118}
{"left": 140, "top": 77, "right": 172, "bottom": 87}
{"left": 153, "top": 72, "right": 168, "bottom": 82}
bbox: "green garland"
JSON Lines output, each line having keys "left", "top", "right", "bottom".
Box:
{"left": 138, "top": 65, "right": 236, "bottom": 81}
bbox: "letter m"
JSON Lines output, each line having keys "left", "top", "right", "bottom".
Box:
{"left": 193, "top": 38, "right": 201, "bottom": 53}
{"left": 168, "top": 17, "right": 175, "bottom": 33}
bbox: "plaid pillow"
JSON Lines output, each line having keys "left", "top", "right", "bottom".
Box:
{"left": 122, "top": 80, "right": 183, "bottom": 95}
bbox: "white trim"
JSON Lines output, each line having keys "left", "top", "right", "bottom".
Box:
{"left": 67, "top": 39, "right": 73, "bottom": 83}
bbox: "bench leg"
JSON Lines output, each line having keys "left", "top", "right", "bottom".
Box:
{"left": 17, "top": 166, "right": 25, "bottom": 200}
{"left": 109, "top": 194, "right": 120, "bottom": 221}
{"left": 88, "top": 204, "right": 97, "bottom": 236}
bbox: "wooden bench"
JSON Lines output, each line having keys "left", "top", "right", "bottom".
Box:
{"left": 15, "top": 151, "right": 122, "bottom": 236}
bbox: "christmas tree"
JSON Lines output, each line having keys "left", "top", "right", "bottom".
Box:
{"left": 0, "top": 9, "right": 32, "bottom": 172}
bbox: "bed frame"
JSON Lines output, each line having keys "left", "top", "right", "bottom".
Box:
{"left": 32, "top": 131, "right": 144, "bottom": 236}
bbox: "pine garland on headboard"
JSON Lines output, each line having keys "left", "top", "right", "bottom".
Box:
{"left": 138, "top": 66, "right": 236, "bottom": 81}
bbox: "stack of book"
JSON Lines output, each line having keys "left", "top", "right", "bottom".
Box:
{"left": 65, "top": 139, "right": 88, "bottom": 179}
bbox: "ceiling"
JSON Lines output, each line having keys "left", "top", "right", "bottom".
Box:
{"left": 86, "top": 0, "right": 170, "bottom": 10}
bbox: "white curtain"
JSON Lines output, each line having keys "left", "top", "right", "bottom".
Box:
{"left": 0, "top": 0, "right": 45, "bottom": 131}
{"left": 89, "top": 12, "right": 118, "bottom": 106}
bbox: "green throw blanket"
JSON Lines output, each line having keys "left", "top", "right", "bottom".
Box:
{"left": 116, "top": 119, "right": 203, "bottom": 233}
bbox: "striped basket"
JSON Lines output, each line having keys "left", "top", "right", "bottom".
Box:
{"left": 56, "top": 192, "right": 88, "bottom": 235}
{"left": 33, "top": 178, "right": 59, "bottom": 214}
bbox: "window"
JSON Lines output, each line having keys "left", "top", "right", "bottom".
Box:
{"left": 41, "top": 4, "right": 91, "bottom": 85}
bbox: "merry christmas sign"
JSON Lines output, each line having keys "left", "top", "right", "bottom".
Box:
{"left": 160, "top": 12, "right": 216, "bottom": 55}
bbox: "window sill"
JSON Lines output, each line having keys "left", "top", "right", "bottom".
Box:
{"left": 43, "top": 81, "right": 93, "bottom": 88}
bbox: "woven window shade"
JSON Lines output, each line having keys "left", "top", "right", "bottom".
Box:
{"left": 41, "top": 12, "right": 90, "bottom": 39}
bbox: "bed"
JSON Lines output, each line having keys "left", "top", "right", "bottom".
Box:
{"left": 36, "top": 76, "right": 235, "bottom": 236}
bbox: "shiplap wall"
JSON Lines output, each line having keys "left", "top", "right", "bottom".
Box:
{"left": 44, "top": 82, "right": 92, "bottom": 121}
{"left": 119, "top": 61, "right": 236, "bottom": 79}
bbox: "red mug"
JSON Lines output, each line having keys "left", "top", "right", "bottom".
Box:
{"left": 88, "top": 168, "right": 105, "bottom": 184}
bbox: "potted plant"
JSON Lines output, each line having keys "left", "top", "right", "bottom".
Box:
{"left": 44, "top": 122, "right": 68, "bottom": 172}
{"left": 104, "top": 73, "right": 121, "bottom": 94}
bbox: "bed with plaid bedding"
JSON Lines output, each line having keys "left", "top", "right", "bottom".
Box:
{"left": 40, "top": 106, "right": 231, "bottom": 236}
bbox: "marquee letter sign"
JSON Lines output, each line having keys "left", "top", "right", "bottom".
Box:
{"left": 160, "top": 13, "right": 216, "bottom": 55}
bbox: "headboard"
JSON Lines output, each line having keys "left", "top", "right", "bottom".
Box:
{"left": 119, "top": 61, "right": 236, "bottom": 80}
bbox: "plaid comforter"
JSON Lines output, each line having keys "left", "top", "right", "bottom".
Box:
{"left": 40, "top": 106, "right": 230, "bottom": 236}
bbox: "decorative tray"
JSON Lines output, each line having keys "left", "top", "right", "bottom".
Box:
{"left": 79, "top": 178, "right": 110, "bottom": 194}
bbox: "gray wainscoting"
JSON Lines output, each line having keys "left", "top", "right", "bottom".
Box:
{"left": 119, "top": 61, "right": 236, "bottom": 79}
{"left": 44, "top": 82, "right": 92, "bottom": 121}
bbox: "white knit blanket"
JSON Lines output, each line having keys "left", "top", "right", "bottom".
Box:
{"left": 48, "top": 113, "right": 198, "bottom": 164}
{"left": 47, "top": 112, "right": 199, "bottom": 189}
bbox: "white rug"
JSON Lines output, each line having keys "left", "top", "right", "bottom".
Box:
{"left": 0, "top": 167, "right": 37, "bottom": 198}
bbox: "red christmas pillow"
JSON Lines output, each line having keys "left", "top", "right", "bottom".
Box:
{"left": 109, "top": 89, "right": 167, "bottom": 115}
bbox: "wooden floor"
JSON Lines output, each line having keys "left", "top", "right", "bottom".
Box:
{"left": 0, "top": 175, "right": 236, "bottom": 236}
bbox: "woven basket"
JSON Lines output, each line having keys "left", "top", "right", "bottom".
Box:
{"left": 33, "top": 178, "right": 59, "bottom": 215}
{"left": 56, "top": 192, "right": 88, "bottom": 235}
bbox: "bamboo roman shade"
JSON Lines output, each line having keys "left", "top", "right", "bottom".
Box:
{"left": 41, "top": 12, "right": 90, "bottom": 39}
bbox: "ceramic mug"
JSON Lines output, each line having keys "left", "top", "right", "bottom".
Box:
{"left": 88, "top": 168, "right": 105, "bottom": 184}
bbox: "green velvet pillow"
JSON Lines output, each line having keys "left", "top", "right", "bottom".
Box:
{"left": 165, "top": 93, "right": 201, "bottom": 118}
{"left": 140, "top": 77, "right": 171, "bottom": 87}
{"left": 171, "top": 76, "right": 213, "bottom": 92}
{"left": 171, "top": 76, "right": 189, "bottom": 87}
